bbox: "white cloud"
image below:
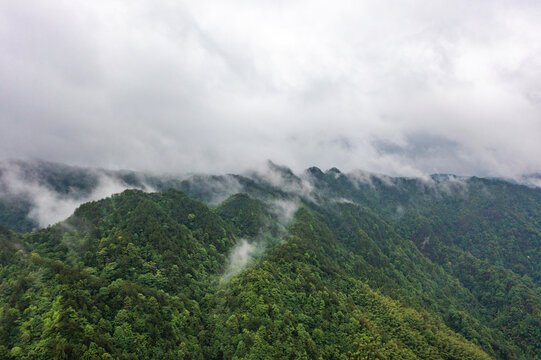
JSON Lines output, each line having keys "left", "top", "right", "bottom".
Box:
{"left": 2, "top": 0, "right": 541, "bottom": 177}
{"left": 268, "top": 199, "right": 300, "bottom": 226}
{"left": 0, "top": 163, "right": 150, "bottom": 227}
{"left": 222, "top": 239, "right": 265, "bottom": 281}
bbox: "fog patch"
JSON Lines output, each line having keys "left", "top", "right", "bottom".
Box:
{"left": 415, "top": 174, "right": 437, "bottom": 187}
{"left": 347, "top": 170, "right": 397, "bottom": 188}
{"left": 183, "top": 174, "right": 243, "bottom": 206}
{"left": 268, "top": 198, "right": 300, "bottom": 226}
{"left": 222, "top": 239, "right": 265, "bottom": 281}
{"left": 348, "top": 169, "right": 472, "bottom": 197}
{"left": 245, "top": 161, "right": 314, "bottom": 200}
{"left": 420, "top": 236, "right": 431, "bottom": 251}
{"left": 517, "top": 174, "right": 541, "bottom": 188}
{"left": 394, "top": 205, "right": 405, "bottom": 220}
{"left": 433, "top": 176, "right": 470, "bottom": 197}
{"left": 335, "top": 198, "right": 354, "bottom": 204}
{"left": 0, "top": 164, "right": 152, "bottom": 228}
{"left": 29, "top": 175, "right": 142, "bottom": 227}
{"left": 347, "top": 170, "right": 376, "bottom": 188}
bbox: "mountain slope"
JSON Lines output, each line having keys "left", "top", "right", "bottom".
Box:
{"left": 1, "top": 162, "right": 541, "bottom": 358}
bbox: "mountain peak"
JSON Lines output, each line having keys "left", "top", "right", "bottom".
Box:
{"left": 326, "top": 167, "right": 342, "bottom": 174}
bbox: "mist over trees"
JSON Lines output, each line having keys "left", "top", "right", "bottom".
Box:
{"left": 1, "top": 161, "right": 541, "bottom": 359}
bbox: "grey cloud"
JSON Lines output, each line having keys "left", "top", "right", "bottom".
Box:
{"left": 2, "top": 0, "right": 541, "bottom": 178}
{"left": 372, "top": 133, "right": 460, "bottom": 159}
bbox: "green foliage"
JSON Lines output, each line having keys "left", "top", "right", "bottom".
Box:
{"left": 215, "top": 194, "right": 268, "bottom": 238}
{"left": 0, "top": 197, "right": 37, "bottom": 233}
{"left": 1, "top": 170, "right": 541, "bottom": 359}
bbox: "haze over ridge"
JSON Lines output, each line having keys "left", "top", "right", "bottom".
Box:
{"left": 2, "top": 158, "right": 540, "bottom": 231}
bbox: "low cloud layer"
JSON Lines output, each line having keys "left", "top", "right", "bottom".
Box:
{"left": 0, "top": 162, "right": 150, "bottom": 227}
{"left": 2, "top": 1, "right": 541, "bottom": 177}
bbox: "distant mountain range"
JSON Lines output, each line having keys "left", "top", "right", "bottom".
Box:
{"left": 1, "top": 159, "right": 538, "bottom": 233}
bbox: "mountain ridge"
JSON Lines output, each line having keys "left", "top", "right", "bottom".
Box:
{"left": 1, "top": 160, "right": 541, "bottom": 358}
{"left": 2, "top": 159, "right": 540, "bottom": 233}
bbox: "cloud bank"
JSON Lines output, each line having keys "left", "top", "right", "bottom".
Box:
{"left": 2, "top": 0, "right": 541, "bottom": 177}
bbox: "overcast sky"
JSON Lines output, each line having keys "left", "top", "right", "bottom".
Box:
{"left": 1, "top": 0, "right": 541, "bottom": 177}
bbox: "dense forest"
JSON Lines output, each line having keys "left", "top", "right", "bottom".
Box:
{"left": 1, "top": 161, "right": 540, "bottom": 359}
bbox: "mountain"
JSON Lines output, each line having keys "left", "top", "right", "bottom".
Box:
{"left": 1, "top": 160, "right": 541, "bottom": 359}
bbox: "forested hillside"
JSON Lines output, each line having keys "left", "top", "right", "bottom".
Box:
{"left": 1, "top": 161, "right": 541, "bottom": 359}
